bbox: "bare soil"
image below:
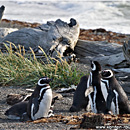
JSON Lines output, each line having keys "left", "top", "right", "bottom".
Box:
{"left": 0, "top": 85, "right": 86, "bottom": 129}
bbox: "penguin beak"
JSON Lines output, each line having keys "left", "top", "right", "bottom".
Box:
{"left": 46, "top": 78, "right": 53, "bottom": 83}
{"left": 48, "top": 78, "right": 53, "bottom": 82}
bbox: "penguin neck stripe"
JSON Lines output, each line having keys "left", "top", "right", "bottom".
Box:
{"left": 38, "top": 86, "right": 50, "bottom": 102}
{"left": 113, "top": 90, "right": 119, "bottom": 114}
{"left": 38, "top": 82, "right": 49, "bottom": 87}
{"left": 101, "top": 79, "right": 109, "bottom": 91}
{"left": 92, "top": 61, "right": 96, "bottom": 71}
{"left": 31, "top": 104, "right": 35, "bottom": 120}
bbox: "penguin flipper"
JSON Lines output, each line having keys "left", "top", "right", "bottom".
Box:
{"left": 85, "top": 86, "right": 94, "bottom": 97}
{"left": 31, "top": 98, "right": 39, "bottom": 115}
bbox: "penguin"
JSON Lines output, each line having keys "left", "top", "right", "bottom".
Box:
{"left": 101, "top": 69, "right": 130, "bottom": 114}
{"left": 5, "top": 96, "right": 56, "bottom": 121}
{"left": 85, "top": 61, "right": 107, "bottom": 113}
{"left": 5, "top": 101, "right": 28, "bottom": 120}
{"left": 69, "top": 75, "right": 91, "bottom": 112}
{"left": 27, "top": 77, "right": 53, "bottom": 120}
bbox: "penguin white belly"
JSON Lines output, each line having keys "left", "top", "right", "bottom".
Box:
{"left": 101, "top": 82, "right": 108, "bottom": 101}
{"left": 87, "top": 74, "right": 94, "bottom": 112}
{"left": 100, "top": 81, "right": 116, "bottom": 114}
{"left": 93, "top": 86, "right": 97, "bottom": 113}
{"left": 113, "top": 90, "right": 119, "bottom": 114}
{"left": 33, "top": 89, "right": 52, "bottom": 120}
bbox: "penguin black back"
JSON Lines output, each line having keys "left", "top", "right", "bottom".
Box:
{"left": 70, "top": 75, "right": 90, "bottom": 112}
{"left": 101, "top": 69, "right": 130, "bottom": 114}
{"left": 5, "top": 101, "right": 28, "bottom": 120}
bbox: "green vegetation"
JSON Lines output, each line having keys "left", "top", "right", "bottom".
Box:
{"left": 0, "top": 43, "right": 84, "bottom": 89}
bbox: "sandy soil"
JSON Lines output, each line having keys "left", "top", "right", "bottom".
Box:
{"left": 0, "top": 86, "right": 87, "bottom": 129}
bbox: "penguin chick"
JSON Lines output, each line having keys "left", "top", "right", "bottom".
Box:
{"left": 101, "top": 69, "right": 130, "bottom": 114}
{"left": 70, "top": 75, "right": 91, "bottom": 112}
{"left": 27, "top": 77, "right": 53, "bottom": 120}
{"left": 86, "top": 61, "right": 106, "bottom": 113}
{"left": 5, "top": 101, "right": 29, "bottom": 120}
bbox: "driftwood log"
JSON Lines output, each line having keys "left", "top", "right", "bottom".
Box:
{"left": 2, "top": 18, "right": 80, "bottom": 58}
{"left": 74, "top": 39, "right": 124, "bottom": 66}
{"left": 0, "top": 28, "right": 18, "bottom": 42}
{"left": 75, "top": 40, "right": 122, "bottom": 57}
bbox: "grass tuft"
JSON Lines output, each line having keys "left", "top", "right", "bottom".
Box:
{"left": 0, "top": 43, "right": 84, "bottom": 89}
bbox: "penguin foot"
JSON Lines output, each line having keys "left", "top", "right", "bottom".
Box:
{"left": 105, "top": 110, "right": 113, "bottom": 115}
{"left": 48, "top": 109, "right": 54, "bottom": 117}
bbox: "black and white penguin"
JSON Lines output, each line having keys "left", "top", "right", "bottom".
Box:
{"left": 5, "top": 94, "right": 55, "bottom": 120}
{"left": 69, "top": 75, "right": 91, "bottom": 112}
{"left": 85, "top": 61, "right": 106, "bottom": 113}
{"left": 27, "top": 77, "right": 53, "bottom": 120}
{"left": 101, "top": 69, "right": 130, "bottom": 114}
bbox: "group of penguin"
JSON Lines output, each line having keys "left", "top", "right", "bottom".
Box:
{"left": 70, "top": 61, "right": 130, "bottom": 115}
{"left": 5, "top": 61, "right": 130, "bottom": 121}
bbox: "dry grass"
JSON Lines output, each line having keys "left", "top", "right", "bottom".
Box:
{"left": 0, "top": 42, "right": 84, "bottom": 89}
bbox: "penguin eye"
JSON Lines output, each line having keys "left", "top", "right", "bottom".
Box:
{"left": 39, "top": 79, "right": 45, "bottom": 84}
{"left": 107, "top": 71, "right": 111, "bottom": 77}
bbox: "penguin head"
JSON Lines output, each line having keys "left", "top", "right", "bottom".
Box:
{"left": 37, "top": 77, "right": 52, "bottom": 86}
{"left": 101, "top": 69, "right": 114, "bottom": 79}
{"left": 0, "top": 5, "right": 5, "bottom": 11}
{"left": 91, "top": 61, "right": 101, "bottom": 72}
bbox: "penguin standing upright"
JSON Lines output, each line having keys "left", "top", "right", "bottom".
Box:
{"left": 101, "top": 69, "right": 130, "bottom": 114}
{"left": 27, "top": 77, "right": 53, "bottom": 120}
{"left": 85, "top": 61, "right": 107, "bottom": 113}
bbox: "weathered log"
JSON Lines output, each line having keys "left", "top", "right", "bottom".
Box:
{"left": 75, "top": 39, "right": 122, "bottom": 58}
{"left": 0, "top": 28, "right": 18, "bottom": 42}
{"left": 74, "top": 40, "right": 123, "bottom": 65}
{"left": 94, "top": 52, "right": 125, "bottom": 67}
{"left": 2, "top": 18, "right": 80, "bottom": 58}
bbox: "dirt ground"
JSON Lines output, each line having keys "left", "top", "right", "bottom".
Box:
{"left": 0, "top": 63, "right": 91, "bottom": 130}
{"left": 0, "top": 62, "right": 130, "bottom": 130}
{"left": 0, "top": 83, "right": 85, "bottom": 129}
